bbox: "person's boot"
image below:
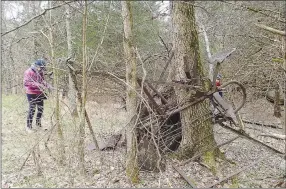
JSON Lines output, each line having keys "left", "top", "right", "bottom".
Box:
{"left": 26, "top": 121, "right": 34, "bottom": 133}
{"left": 26, "top": 127, "right": 35, "bottom": 133}
{"left": 36, "top": 119, "right": 42, "bottom": 128}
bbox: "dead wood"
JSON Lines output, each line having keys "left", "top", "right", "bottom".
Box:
{"left": 137, "top": 79, "right": 164, "bottom": 115}
{"left": 259, "top": 133, "right": 286, "bottom": 140}
{"left": 172, "top": 164, "right": 197, "bottom": 188}
{"left": 146, "top": 81, "right": 168, "bottom": 104}
{"left": 242, "top": 119, "right": 283, "bottom": 129}
{"left": 19, "top": 152, "right": 31, "bottom": 171}
{"left": 157, "top": 51, "right": 174, "bottom": 85}
{"left": 67, "top": 60, "right": 99, "bottom": 150}
{"left": 254, "top": 23, "right": 286, "bottom": 36}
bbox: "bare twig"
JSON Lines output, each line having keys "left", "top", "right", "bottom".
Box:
{"left": 88, "top": 1, "right": 111, "bottom": 71}
{"left": 219, "top": 1, "right": 286, "bottom": 23}
{"left": 2, "top": 1, "right": 73, "bottom": 37}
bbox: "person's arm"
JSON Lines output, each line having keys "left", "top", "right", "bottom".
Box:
{"left": 40, "top": 73, "right": 53, "bottom": 91}
{"left": 23, "top": 70, "right": 41, "bottom": 89}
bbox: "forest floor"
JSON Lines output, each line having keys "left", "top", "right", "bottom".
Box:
{"left": 2, "top": 94, "right": 285, "bottom": 188}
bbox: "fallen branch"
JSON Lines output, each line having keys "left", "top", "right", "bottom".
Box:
{"left": 19, "top": 152, "right": 31, "bottom": 171}
{"left": 254, "top": 23, "right": 286, "bottom": 36}
{"left": 172, "top": 164, "right": 197, "bottom": 188}
{"left": 85, "top": 109, "right": 99, "bottom": 149}
{"left": 67, "top": 60, "right": 99, "bottom": 150}
{"left": 259, "top": 133, "right": 286, "bottom": 140}
{"left": 242, "top": 119, "right": 283, "bottom": 129}
{"left": 205, "top": 155, "right": 270, "bottom": 188}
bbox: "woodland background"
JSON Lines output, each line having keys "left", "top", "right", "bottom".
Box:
{"left": 1, "top": 1, "right": 286, "bottom": 188}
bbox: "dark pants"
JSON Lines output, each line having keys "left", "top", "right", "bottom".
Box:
{"left": 27, "top": 94, "right": 45, "bottom": 128}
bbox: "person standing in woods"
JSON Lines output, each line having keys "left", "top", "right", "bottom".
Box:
{"left": 23, "top": 59, "right": 51, "bottom": 133}
{"left": 216, "top": 74, "right": 223, "bottom": 97}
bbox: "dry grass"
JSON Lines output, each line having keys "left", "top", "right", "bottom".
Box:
{"left": 2, "top": 94, "right": 285, "bottom": 188}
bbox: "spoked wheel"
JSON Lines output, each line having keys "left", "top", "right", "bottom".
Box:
{"left": 211, "top": 80, "right": 247, "bottom": 126}
{"left": 221, "top": 80, "right": 247, "bottom": 114}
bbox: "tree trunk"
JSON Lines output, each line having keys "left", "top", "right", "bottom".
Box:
{"left": 171, "top": 1, "right": 221, "bottom": 173}
{"left": 121, "top": 1, "right": 139, "bottom": 183}
{"left": 49, "top": 1, "right": 65, "bottom": 165}
{"left": 282, "top": 35, "right": 286, "bottom": 132}
{"left": 78, "top": 0, "right": 88, "bottom": 175}
{"left": 65, "top": 4, "right": 78, "bottom": 117}
{"left": 200, "top": 24, "right": 213, "bottom": 80}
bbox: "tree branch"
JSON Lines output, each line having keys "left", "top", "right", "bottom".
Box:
{"left": 220, "top": 1, "right": 286, "bottom": 23}
{"left": 1, "top": 1, "right": 73, "bottom": 37}
{"left": 255, "top": 23, "right": 286, "bottom": 36}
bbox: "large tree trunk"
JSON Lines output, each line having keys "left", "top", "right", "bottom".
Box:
{"left": 282, "top": 35, "right": 286, "bottom": 132}
{"left": 121, "top": 1, "right": 139, "bottom": 184}
{"left": 65, "top": 4, "right": 78, "bottom": 117}
{"left": 171, "top": 1, "right": 220, "bottom": 172}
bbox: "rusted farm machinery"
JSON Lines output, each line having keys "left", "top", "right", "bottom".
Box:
{"left": 134, "top": 76, "right": 247, "bottom": 171}
{"left": 132, "top": 48, "right": 249, "bottom": 171}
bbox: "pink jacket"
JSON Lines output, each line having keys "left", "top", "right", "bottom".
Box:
{"left": 23, "top": 66, "right": 48, "bottom": 94}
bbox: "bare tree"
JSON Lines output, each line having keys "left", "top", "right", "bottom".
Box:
{"left": 48, "top": 1, "right": 65, "bottom": 165}
{"left": 121, "top": 1, "right": 139, "bottom": 183}
{"left": 65, "top": 4, "right": 78, "bottom": 117}
{"left": 78, "top": 0, "right": 88, "bottom": 175}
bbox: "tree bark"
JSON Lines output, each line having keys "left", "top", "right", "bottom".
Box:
{"left": 283, "top": 35, "right": 286, "bottom": 133}
{"left": 274, "top": 82, "right": 282, "bottom": 117}
{"left": 49, "top": 1, "right": 65, "bottom": 165}
{"left": 78, "top": 0, "right": 88, "bottom": 175}
{"left": 121, "top": 1, "right": 139, "bottom": 183}
{"left": 200, "top": 24, "right": 213, "bottom": 80}
{"left": 65, "top": 4, "right": 78, "bottom": 117}
{"left": 171, "top": 1, "right": 221, "bottom": 172}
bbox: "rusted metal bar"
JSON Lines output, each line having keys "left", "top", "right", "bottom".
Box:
{"left": 137, "top": 79, "right": 164, "bottom": 115}
{"left": 220, "top": 80, "right": 246, "bottom": 113}
{"left": 219, "top": 122, "right": 285, "bottom": 156}
{"left": 157, "top": 51, "right": 174, "bottom": 85}
{"left": 166, "top": 91, "right": 214, "bottom": 116}
{"left": 146, "top": 81, "right": 168, "bottom": 104}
